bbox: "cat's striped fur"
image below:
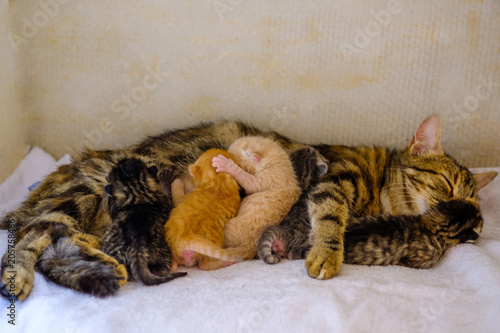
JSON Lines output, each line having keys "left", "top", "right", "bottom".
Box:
{"left": 0, "top": 117, "right": 497, "bottom": 299}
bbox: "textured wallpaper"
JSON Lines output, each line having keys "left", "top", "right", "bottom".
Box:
{"left": 4, "top": 0, "right": 500, "bottom": 180}
{"left": 0, "top": 0, "right": 27, "bottom": 182}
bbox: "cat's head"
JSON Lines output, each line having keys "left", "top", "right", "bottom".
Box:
{"left": 289, "top": 147, "right": 329, "bottom": 190}
{"left": 227, "top": 136, "right": 283, "bottom": 174}
{"left": 189, "top": 149, "right": 238, "bottom": 189}
{"left": 104, "top": 158, "right": 161, "bottom": 216}
{"left": 382, "top": 115, "right": 497, "bottom": 221}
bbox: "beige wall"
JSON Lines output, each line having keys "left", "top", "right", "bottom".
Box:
{"left": 0, "top": 0, "right": 26, "bottom": 182}
{"left": 3, "top": 0, "right": 500, "bottom": 183}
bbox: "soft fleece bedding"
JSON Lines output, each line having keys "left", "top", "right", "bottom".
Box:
{"left": 1, "top": 147, "right": 499, "bottom": 333}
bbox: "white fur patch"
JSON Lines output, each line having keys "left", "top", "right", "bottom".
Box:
{"left": 416, "top": 195, "right": 428, "bottom": 213}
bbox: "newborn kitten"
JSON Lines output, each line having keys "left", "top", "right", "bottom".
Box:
{"left": 164, "top": 149, "right": 242, "bottom": 270}
{"left": 102, "top": 158, "right": 187, "bottom": 285}
{"left": 258, "top": 147, "right": 328, "bottom": 264}
{"left": 343, "top": 199, "right": 483, "bottom": 268}
{"left": 212, "top": 136, "right": 302, "bottom": 261}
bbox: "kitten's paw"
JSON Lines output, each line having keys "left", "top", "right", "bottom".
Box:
{"left": 0, "top": 264, "right": 34, "bottom": 300}
{"left": 263, "top": 253, "right": 282, "bottom": 265}
{"left": 212, "top": 155, "right": 232, "bottom": 173}
{"left": 305, "top": 247, "right": 342, "bottom": 280}
{"left": 259, "top": 239, "right": 284, "bottom": 264}
{"left": 114, "top": 264, "right": 128, "bottom": 287}
{"left": 159, "top": 168, "right": 176, "bottom": 187}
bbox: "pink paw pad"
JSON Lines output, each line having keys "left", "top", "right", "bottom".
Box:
{"left": 272, "top": 240, "right": 285, "bottom": 256}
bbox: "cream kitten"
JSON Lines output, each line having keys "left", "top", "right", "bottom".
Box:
{"left": 212, "top": 136, "right": 301, "bottom": 262}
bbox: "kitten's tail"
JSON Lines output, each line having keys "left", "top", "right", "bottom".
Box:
{"left": 37, "top": 238, "right": 122, "bottom": 297}
{"left": 182, "top": 237, "right": 243, "bottom": 263}
{"left": 130, "top": 255, "right": 187, "bottom": 286}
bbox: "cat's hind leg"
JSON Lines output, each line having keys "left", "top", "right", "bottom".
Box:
{"left": 70, "top": 233, "right": 128, "bottom": 287}
{"left": 1, "top": 212, "right": 77, "bottom": 300}
{"left": 37, "top": 233, "right": 127, "bottom": 297}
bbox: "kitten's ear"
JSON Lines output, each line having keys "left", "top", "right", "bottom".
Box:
{"left": 474, "top": 171, "right": 498, "bottom": 191}
{"left": 409, "top": 115, "right": 444, "bottom": 156}
{"left": 245, "top": 150, "right": 261, "bottom": 163}
{"left": 148, "top": 165, "right": 159, "bottom": 178}
{"left": 316, "top": 162, "right": 328, "bottom": 178}
{"left": 188, "top": 165, "right": 200, "bottom": 177}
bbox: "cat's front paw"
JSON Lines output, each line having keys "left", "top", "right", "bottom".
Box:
{"left": 0, "top": 262, "right": 34, "bottom": 300}
{"left": 305, "top": 246, "right": 342, "bottom": 280}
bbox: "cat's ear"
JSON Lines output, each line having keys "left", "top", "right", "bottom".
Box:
{"left": 474, "top": 171, "right": 498, "bottom": 191}
{"left": 244, "top": 150, "right": 261, "bottom": 163}
{"left": 188, "top": 165, "right": 200, "bottom": 177}
{"left": 147, "top": 165, "right": 159, "bottom": 178}
{"left": 409, "top": 115, "right": 444, "bottom": 156}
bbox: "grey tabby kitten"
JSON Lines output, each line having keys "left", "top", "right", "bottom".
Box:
{"left": 343, "top": 199, "right": 482, "bottom": 268}
{"left": 101, "top": 158, "right": 186, "bottom": 285}
{"left": 258, "top": 147, "right": 328, "bottom": 264}
{"left": 259, "top": 194, "right": 483, "bottom": 269}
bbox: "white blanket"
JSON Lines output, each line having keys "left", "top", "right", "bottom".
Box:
{"left": 1, "top": 148, "right": 499, "bottom": 333}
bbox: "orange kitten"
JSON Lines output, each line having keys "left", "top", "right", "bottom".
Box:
{"left": 212, "top": 136, "right": 301, "bottom": 261}
{"left": 164, "top": 149, "right": 242, "bottom": 270}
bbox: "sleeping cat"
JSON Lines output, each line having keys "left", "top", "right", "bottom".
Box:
{"left": 258, "top": 147, "right": 329, "bottom": 264}
{"left": 164, "top": 148, "right": 243, "bottom": 270}
{"left": 212, "top": 136, "right": 302, "bottom": 262}
{"left": 304, "top": 115, "right": 496, "bottom": 279}
{"left": 1, "top": 117, "right": 497, "bottom": 299}
{"left": 259, "top": 117, "right": 496, "bottom": 272}
{"left": 101, "top": 158, "right": 186, "bottom": 285}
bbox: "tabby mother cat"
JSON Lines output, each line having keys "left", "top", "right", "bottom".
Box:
{"left": 0, "top": 115, "right": 496, "bottom": 299}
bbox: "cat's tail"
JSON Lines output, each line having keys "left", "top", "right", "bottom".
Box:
{"left": 182, "top": 236, "right": 243, "bottom": 263}
{"left": 130, "top": 254, "right": 187, "bottom": 286}
{"left": 37, "top": 238, "right": 122, "bottom": 297}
